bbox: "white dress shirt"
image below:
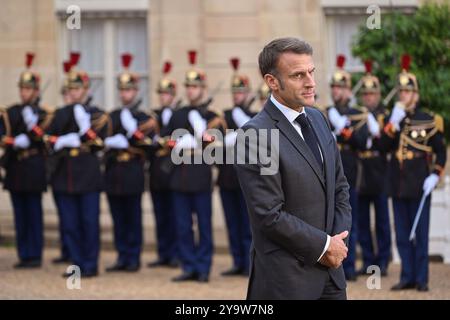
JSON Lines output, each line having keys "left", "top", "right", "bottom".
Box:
{"left": 270, "top": 94, "right": 330, "bottom": 261}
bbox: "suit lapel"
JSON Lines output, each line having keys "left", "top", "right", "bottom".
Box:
{"left": 264, "top": 101, "right": 325, "bottom": 188}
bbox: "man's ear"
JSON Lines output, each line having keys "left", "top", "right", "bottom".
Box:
{"left": 264, "top": 74, "right": 278, "bottom": 92}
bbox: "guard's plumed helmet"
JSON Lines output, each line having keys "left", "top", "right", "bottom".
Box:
{"left": 184, "top": 50, "right": 206, "bottom": 87}
{"left": 330, "top": 54, "right": 351, "bottom": 88}
{"left": 360, "top": 60, "right": 380, "bottom": 94}
{"left": 230, "top": 57, "right": 250, "bottom": 93}
{"left": 66, "top": 52, "right": 90, "bottom": 89}
{"left": 397, "top": 54, "right": 418, "bottom": 92}
{"left": 117, "top": 53, "right": 139, "bottom": 90}
{"left": 157, "top": 61, "right": 176, "bottom": 95}
{"left": 258, "top": 82, "right": 271, "bottom": 101}
{"left": 18, "top": 52, "right": 40, "bottom": 89}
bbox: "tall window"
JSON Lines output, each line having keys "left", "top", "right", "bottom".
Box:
{"left": 332, "top": 15, "right": 365, "bottom": 73}
{"left": 59, "top": 16, "right": 148, "bottom": 110}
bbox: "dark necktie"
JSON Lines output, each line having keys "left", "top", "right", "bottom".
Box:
{"left": 295, "top": 113, "right": 323, "bottom": 168}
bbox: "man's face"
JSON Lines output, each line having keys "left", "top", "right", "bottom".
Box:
{"left": 159, "top": 92, "right": 175, "bottom": 107}
{"left": 331, "top": 85, "right": 351, "bottom": 105}
{"left": 361, "top": 91, "right": 381, "bottom": 111}
{"left": 398, "top": 89, "right": 417, "bottom": 109}
{"left": 119, "top": 88, "right": 138, "bottom": 105}
{"left": 265, "top": 52, "right": 316, "bottom": 110}
{"left": 62, "top": 90, "right": 73, "bottom": 105}
{"left": 185, "top": 84, "right": 204, "bottom": 105}
{"left": 232, "top": 91, "right": 249, "bottom": 107}
{"left": 19, "top": 87, "right": 38, "bottom": 104}
{"left": 69, "top": 87, "right": 88, "bottom": 104}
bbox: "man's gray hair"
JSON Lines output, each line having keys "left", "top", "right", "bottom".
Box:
{"left": 258, "top": 37, "right": 313, "bottom": 77}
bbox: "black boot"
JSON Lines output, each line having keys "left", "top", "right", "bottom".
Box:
{"left": 221, "top": 266, "right": 243, "bottom": 276}
{"left": 172, "top": 272, "right": 198, "bottom": 282}
{"left": 391, "top": 282, "right": 416, "bottom": 291}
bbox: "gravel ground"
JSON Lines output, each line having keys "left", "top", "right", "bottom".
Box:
{"left": 1, "top": 247, "right": 449, "bottom": 300}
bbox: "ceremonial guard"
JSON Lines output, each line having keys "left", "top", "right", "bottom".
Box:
{"left": 381, "top": 55, "right": 446, "bottom": 292}
{"left": 51, "top": 59, "right": 74, "bottom": 264}
{"left": 0, "top": 53, "right": 52, "bottom": 268}
{"left": 162, "top": 50, "right": 222, "bottom": 282}
{"left": 45, "top": 52, "right": 108, "bottom": 277}
{"left": 326, "top": 55, "right": 369, "bottom": 281}
{"left": 147, "top": 61, "right": 179, "bottom": 268}
{"left": 257, "top": 82, "right": 270, "bottom": 107}
{"left": 104, "top": 53, "right": 156, "bottom": 272}
{"left": 356, "top": 60, "right": 392, "bottom": 276}
{"left": 217, "top": 57, "right": 253, "bottom": 276}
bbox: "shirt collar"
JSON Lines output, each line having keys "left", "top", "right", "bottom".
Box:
{"left": 270, "top": 94, "right": 305, "bottom": 123}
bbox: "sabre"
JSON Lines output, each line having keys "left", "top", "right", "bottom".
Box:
{"left": 409, "top": 192, "right": 429, "bottom": 241}
{"left": 382, "top": 87, "right": 398, "bottom": 106}
{"left": 351, "top": 77, "right": 364, "bottom": 96}
{"left": 84, "top": 79, "right": 103, "bottom": 107}
{"left": 201, "top": 80, "right": 224, "bottom": 109}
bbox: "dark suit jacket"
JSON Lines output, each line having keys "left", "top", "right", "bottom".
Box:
{"left": 234, "top": 100, "right": 352, "bottom": 300}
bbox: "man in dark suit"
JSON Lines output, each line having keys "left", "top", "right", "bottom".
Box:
{"left": 234, "top": 38, "right": 352, "bottom": 300}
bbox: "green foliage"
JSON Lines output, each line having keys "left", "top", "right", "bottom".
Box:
{"left": 352, "top": 3, "right": 450, "bottom": 141}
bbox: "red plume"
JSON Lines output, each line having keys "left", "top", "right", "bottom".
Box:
{"left": 163, "top": 61, "right": 172, "bottom": 74}
{"left": 336, "top": 54, "right": 346, "bottom": 68}
{"left": 25, "top": 52, "right": 34, "bottom": 69}
{"left": 401, "top": 54, "right": 411, "bottom": 71}
{"left": 364, "top": 60, "right": 372, "bottom": 74}
{"left": 188, "top": 50, "right": 197, "bottom": 65}
{"left": 230, "top": 57, "right": 240, "bottom": 71}
{"left": 70, "top": 52, "right": 80, "bottom": 66}
{"left": 63, "top": 61, "right": 72, "bottom": 73}
{"left": 121, "top": 53, "right": 133, "bottom": 69}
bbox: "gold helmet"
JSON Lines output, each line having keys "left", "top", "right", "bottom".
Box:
{"left": 258, "top": 82, "right": 271, "bottom": 101}
{"left": 18, "top": 52, "right": 40, "bottom": 89}
{"left": 360, "top": 60, "right": 380, "bottom": 94}
{"left": 118, "top": 53, "right": 139, "bottom": 90}
{"left": 157, "top": 61, "right": 176, "bottom": 95}
{"left": 397, "top": 54, "right": 418, "bottom": 92}
{"left": 230, "top": 57, "right": 250, "bottom": 93}
{"left": 66, "top": 52, "right": 90, "bottom": 89}
{"left": 330, "top": 54, "right": 351, "bottom": 88}
{"left": 184, "top": 50, "right": 206, "bottom": 87}
{"left": 60, "top": 60, "right": 72, "bottom": 94}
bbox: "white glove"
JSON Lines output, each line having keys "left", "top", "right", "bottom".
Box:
{"left": 13, "top": 133, "right": 31, "bottom": 149}
{"left": 224, "top": 131, "right": 238, "bottom": 147}
{"left": 389, "top": 102, "right": 407, "bottom": 130}
{"left": 54, "top": 132, "right": 81, "bottom": 151}
{"left": 73, "top": 104, "right": 91, "bottom": 135}
{"left": 367, "top": 112, "right": 380, "bottom": 137}
{"left": 188, "top": 110, "right": 207, "bottom": 139}
{"left": 366, "top": 137, "right": 373, "bottom": 149}
{"left": 423, "top": 173, "right": 439, "bottom": 196}
{"left": 120, "top": 108, "right": 138, "bottom": 138}
{"left": 173, "top": 133, "right": 198, "bottom": 153}
{"left": 104, "top": 134, "right": 129, "bottom": 149}
{"left": 232, "top": 107, "right": 251, "bottom": 128}
{"left": 21, "top": 106, "right": 38, "bottom": 131}
{"left": 161, "top": 108, "right": 173, "bottom": 127}
{"left": 328, "top": 107, "right": 348, "bottom": 133}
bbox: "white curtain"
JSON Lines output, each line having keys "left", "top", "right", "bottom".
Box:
{"left": 66, "top": 17, "right": 149, "bottom": 109}
{"left": 334, "top": 15, "right": 365, "bottom": 72}
{"left": 68, "top": 19, "right": 105, "bottom": 106}
{"left": 115, "top": 18, "right": 149, "bottom": 110}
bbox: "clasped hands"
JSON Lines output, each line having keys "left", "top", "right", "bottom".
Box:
{"left": 319, "top": 231, "right": 349, "bottom": 269}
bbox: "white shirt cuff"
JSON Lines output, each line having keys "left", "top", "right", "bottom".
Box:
{"left": 317, "top": 235, "right": 331, "bottom": 262}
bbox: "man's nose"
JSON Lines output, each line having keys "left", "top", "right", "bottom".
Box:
{"left": 304, "top": 73, "right": 315, "bottom": 88}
